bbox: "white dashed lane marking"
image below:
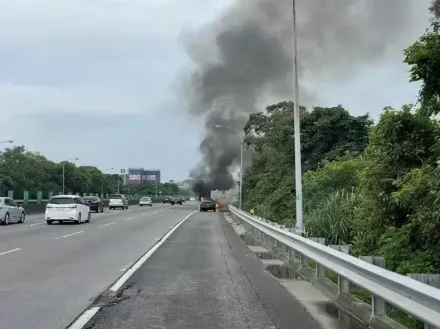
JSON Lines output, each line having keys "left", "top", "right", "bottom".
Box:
{"left": 0, "top": 248, "right": 21, "bottom": 256}
{"left": 99, "top": 222, "right": 115, "bottom": 228}
{"left": 54, "top": 231, "right": 84, "bottom": 240}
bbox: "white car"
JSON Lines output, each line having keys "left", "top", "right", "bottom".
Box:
{"left": 189, "top": 197, "right": 196, "bottom": 201}
{"left": 139, "top": 197, "right": 152, "bottom": 207}
{"left": 0, "top": 197, "right": 26, "bottom": 225}
{"left": 45, "top": 195, "right": 91, "bottom": 225}
{"left": 109, "top": 194, "right": 129, "bottom": 210}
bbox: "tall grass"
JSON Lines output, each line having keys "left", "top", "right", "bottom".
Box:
{"left": 305, "top": 189, "right": 360, "bottom": 245}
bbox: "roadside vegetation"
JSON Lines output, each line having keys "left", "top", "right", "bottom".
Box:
{"left": 0, "top": 146, "right": 183, "bottom": 199}
{"left": 242, "top": 6, "right": 440, "bottom": 276}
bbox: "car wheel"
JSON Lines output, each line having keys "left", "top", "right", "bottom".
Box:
{"left": 18, "top": 212, "right": 25, "bottom": 223}
{"left": 86, "top": 212, "right": 90, "bottom": 223}
{"left": 101, "top": 206, "right": 104, "bottom": 213}
{"left": 213, "top": 209, "right": 216, "bottom": 212}
{"left": 3, "top": 213, "right": 10, "bottom": 225}
{"left": 47, "top": 220, "right": 53, "bottom": 225}
{"left": 96, "top": 208, "right": 99, "bottom": 213}
{"left": 76, "top": 213, "right": 81, "bottom": 224}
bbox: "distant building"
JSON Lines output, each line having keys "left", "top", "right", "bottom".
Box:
{"left": 124, "top": 168, "right": 161, "bottom": 185}
{"left": 142, "top": 169, "right": 161, "bottom": 185}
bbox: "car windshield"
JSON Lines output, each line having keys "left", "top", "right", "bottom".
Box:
{"left": 49, "top": 197, "right": 76, "bottom": 204}
{"left": 141, "top": 198, "right": 150, "bottom": 201}
{"left": 110, "top": 195, "right": 122, "bottom": 199}
{"left": 83, "top": 196, "right": 97, "bottom": 200}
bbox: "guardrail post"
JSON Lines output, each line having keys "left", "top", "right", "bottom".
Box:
{"left": 310, "top": 238, "right": 326, "bottom": 279}
{"left": 8, "top": 190, "right": 13, "bottom": 199}
{"left": 288, "top": 228, "right": 296, "bottom": 260}
{"left": 37, "top": 191, "right": 42, "bottom": 204}
{"left": 407, "top": 274, "right": 440, "bottom": 329}
{"left": 48, "top": 191, "right": 53, "bottom": 199}
{"left": 359, "top": 256, "right": 386, "bottom": 316}
{"left": 23, "top": 191, "right": 29, "bottom": 204}
{"left": 330, "top": 245, "right": 350, "bottom": 294}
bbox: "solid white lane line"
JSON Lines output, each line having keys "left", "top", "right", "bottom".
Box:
{"left": 26, "top": 222, "right": 45, "bottom": 227}
{"left": 54, "top": 231, "right": 84, "bottom": 240}
{"left": 124, "top": 217, "right": 135, "bottom": 221}
{"left": 99, "top": 222, "right": 115, "bottom": 228}
{"left": 68, "top": 306, "right": 100, "bottom": 329}
{"left": 109, "top": 210, "right": 198, "bottom": 292}
{"left": 0, "top": 248, "right": 21, "bottom": 256}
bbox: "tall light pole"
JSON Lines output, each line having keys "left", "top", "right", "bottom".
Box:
{"left": 214, "top": 124, "right": 244, "bottom": 210}
{"left": 292, "top": 0, "right": 304, "bottom": 235}
{"left": 101, "top": 167, "right": 114, "bottom": 198}
{"left": 62, "top": 157, "right": 79, "bottom": 194}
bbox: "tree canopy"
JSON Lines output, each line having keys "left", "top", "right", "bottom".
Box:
{"left": 0, "top": 146, "right": 182, "bottom": 199}
{"left": 241, "top": 6, "right": 440, "bottom": 286}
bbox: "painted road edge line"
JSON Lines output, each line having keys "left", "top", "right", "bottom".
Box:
{"left": 109, "top": 210, "right": 198, "bottom": 292}
{"left": 68, "top": 307, "right": 100, "bottom": 329}
{"left": 0, "top": 248, "right": 21, "bottom": 256}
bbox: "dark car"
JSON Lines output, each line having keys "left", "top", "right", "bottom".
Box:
{"left": 171, "top": 195, "right": 182, "bottom": 205}
{"left": 163, "top": 196, "right": 172, "bottom": 204}
{"left": 199, "top": 199, "right": 216, "bottom": 212}
{"left": 83, "top": 196, "right": 104, "bottom": 213}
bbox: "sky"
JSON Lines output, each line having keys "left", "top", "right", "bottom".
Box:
{"left": 0, "top": 0, "right": 433, "bottom": 182}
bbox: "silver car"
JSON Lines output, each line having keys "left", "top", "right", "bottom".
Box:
{"left": 109, "top": 194, "right": 129, "bottom": 210}
{"left": 139, "top": 197, "right": 152, "bottom": 207}
{"left": 0, "top": 197, "right": 26, "bottom": 225}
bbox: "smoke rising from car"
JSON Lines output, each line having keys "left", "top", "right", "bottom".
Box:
{"left": 182, "top": 0, "right": 418, "bottom": 194}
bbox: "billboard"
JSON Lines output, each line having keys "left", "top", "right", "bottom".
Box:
{"left": 142, "top": 170, "right": 161, "bottom": 184}
{"left": 145, "top": 175, "right": 156, "bottom": 181}
{"left": 128, "top": 175, "right": 141, "bottom": 181}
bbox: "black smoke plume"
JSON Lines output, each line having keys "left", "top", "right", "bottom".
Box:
{"left": 181, "top": 0, "right": 420, "bottom": 194}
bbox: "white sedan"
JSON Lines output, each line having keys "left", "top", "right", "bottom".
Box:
{"left": 45, "top": 195, "right": 91, "bottom": 225}
{"left": 0, "top": 197, "right": 26, "bottom": 225}
{"left": 139, "top": 197, "right": 152, "bottom": 207}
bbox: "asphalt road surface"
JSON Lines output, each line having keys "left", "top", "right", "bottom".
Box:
{"left": 0, "top": 202, "right": 194, "bottom": 329}
{"left": 85, "top": 209, "right": 321, "bottom": 329}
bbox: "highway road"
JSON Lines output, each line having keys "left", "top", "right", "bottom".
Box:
{"left": 0, "top": 202, "right": 194, "bottom": 329}
{"left": 84, "top": 207, "right": 321, "bottom": 329}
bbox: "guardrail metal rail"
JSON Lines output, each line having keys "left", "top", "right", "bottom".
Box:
{"left": 228, "top": 205, "right": 440, "bottom": 329}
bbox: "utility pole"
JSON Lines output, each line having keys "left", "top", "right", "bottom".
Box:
{"left": 101, "top": 167, "right": 114, "bottom": 198}
{"left": 62, "top": 157, "right": 79, "bottom": 194}
{"left": 292, "top": 0, "right": 304, "bottom": 235}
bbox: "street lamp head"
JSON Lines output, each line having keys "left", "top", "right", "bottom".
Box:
{"left": 214, "top": 124, "right": 222, "bottom": 128}
{"left": 74, "top": 157, "right": 79, "bottom": 160}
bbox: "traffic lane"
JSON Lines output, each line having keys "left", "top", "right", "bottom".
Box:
{"left": 87, "top": 210, "right": 319, "bottom": 329}
{"left": 0, "top": 205, "right": 195, "bottom": 329}
{"left": 0, "top": 204, "right": 169, "bottom": 248}
{"left": 0, "top": 204, "right": 171, "bottom": 262}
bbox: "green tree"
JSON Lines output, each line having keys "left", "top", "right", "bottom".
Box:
{"left": 404, "top": 8, "right": 440, "bottom": 116}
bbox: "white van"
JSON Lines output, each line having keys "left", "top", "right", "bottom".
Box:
{"left": 45, "top": 195, "right": 91, "bottom": 225}
{"left": 109, "top": 194, "right": 128, "bottom": 210}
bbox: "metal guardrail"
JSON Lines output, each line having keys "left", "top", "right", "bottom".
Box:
{"left": 228, "top": 205, "right": 440, "bottom": 328}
